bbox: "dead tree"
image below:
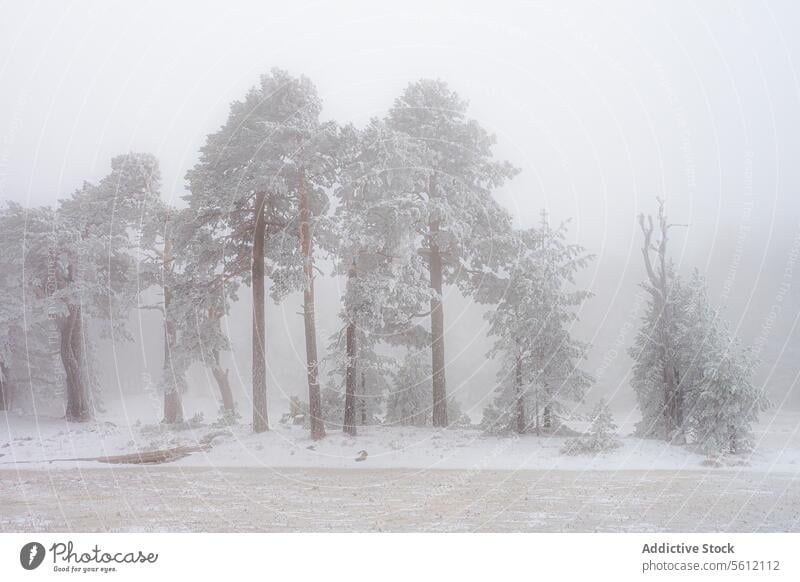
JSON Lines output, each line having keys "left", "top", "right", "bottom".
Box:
{"left": 638, "top": 198, "right": 684, "bottom": 441}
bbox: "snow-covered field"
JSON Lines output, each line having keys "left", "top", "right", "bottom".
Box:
{"left": 2, "top": 407, "right": 799, "bottom": 532}
{"left": 3, "top": 467, "right": 798, "bottom": 532}
{"left": 2, "top": 406, "right": 800, "bottom": 472}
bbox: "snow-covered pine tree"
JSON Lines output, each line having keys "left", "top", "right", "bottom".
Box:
{"left": 630, "top": 207, "right": 768, "bottom": 451}
{"left": 387, "top": 80, "right": 519, "bottom": 427}
{"left": 688, "top": 328, "right": 765, "bottom": 454}
{"left": 168, "top": 212, "right": 239, "bottom": 423}
{"left": 0, "top": 210, "right": 25, "bottom": 411}
{"left": 676, "top": 271, "right": 766, "bottom": 454}
{"left": 324, "top": 330, "right": 394, "bottom": 430}
{"left": 129, "top": 159, "right": 193, "bottom": 424}
{"left": 0, "top": 155, "right": 150, "bottom": 421}
{"left": 482, "top": 213, "right": 593, "bottom": 435}
{"left": 386, "top": 349, "right": 469, "bottom": 427}
{"left": 629, "top": 264, "right": 686, "bottom": 439}
{"left": 328, "top": 119, "right": 431, "bottom": 435}
{"left": 561, "top": 399, "right": 622, "bottom": 454}
{"left": 386, "top": 350, "right": 431, "bottom": 427}
{"left": 186, "top": 69, "right": 336, "bottom": 436}
{"left": 262, "top": 72, "right": 342, "bottom": 441}
{"left": 0, "top": 206, "right": 60, "bottom": 412}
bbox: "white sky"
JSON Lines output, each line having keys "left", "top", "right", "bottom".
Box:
{"left": 2, "top": 0, "right": 800, "bottom": 416}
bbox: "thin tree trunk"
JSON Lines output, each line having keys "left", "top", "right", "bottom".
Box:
{"left": 360, "top": 393, "right": 367, "bottom": 425}
{"left": 61, "top": 305, "right": 91, "bottom": 422}
{"left": 360, "top": 371, "right": 366, "bottom": 425}
{"left": 162, "top": 237, "right": 183, "bottom": 424}
{"left": 428, "top": 173, "right": 448, "bottom": 427}
{"left": 543, "top": 404, "right": 552, "bottom": 431}
{"left": 252, "top": 191, "right": 269, "bottom": 433}
{"left": 515, "top": 351, "right": 525, "bottom": 434}
{"left": 298, "top": 169, "right": 325, "bottom": 441}
{"left": 0, "top": 361, "right": 10, "bottom": 411}
{"left": 343, "top": 291, "right": 358, "bottom": 436}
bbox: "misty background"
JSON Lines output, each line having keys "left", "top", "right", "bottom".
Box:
{"left": 1, "top": 0, "right": 799, "bottom": 424}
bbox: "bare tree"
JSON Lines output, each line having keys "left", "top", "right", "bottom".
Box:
{"left": 637, "top": 198, "right": 685, "bottom": 441}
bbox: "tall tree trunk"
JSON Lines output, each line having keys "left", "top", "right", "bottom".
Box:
{"left": 252, "top": 191, "right": 269, "bottom": 433}
{"left": 343, "top": 283, "right": 358, "bottom": 436}
{"left": 61, "top": 305, "right": 91, "bottom": 422}
{"left": 360, "top": 393, "right": 367, "bottom": 425}
{"left": 638, "top": 202, "right": 681, "bottom": 441}
{"left": 428, "top": 173, "right": 448, "bottom": 427}
{"left": 0, "top": 361, "right": 10, "bottom": 411}
{"left": 211, "top": 349, "right": 235, "bottom": 417}
{"left": 299, "top": 169, "right": 325, "bottom": 440}
{"left": 162, "top": 237, "right": 183, "bottom": 424}
{"left": 360, "top": 371, "right": 366, "bottom": 425}
{"left": 514, "top": 350, "right": 525, "bottom": 434}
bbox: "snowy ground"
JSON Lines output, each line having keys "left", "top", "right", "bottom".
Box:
{"left": 2, "top": 468, "right": 798, "bottom": 532}
{"left": 1, "top": 406, "right": 799, "bottom": 531}
{"left": 2, "top": 406, "right": 800, "bottom": 473}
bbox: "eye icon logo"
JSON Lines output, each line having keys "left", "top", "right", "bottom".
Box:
{"left": 20, "top": 542, "right": 46, "bottom": 570}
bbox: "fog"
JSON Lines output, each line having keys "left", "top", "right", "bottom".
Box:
{"left": 2, "top": 0, "right": 800, "bottom": 421}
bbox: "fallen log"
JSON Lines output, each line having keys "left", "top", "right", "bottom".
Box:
{"left": 1, "top": 429, "right": 229, "bottom": 466}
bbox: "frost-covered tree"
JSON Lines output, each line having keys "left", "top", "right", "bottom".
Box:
{"left": 481, "top": 214, "right": 592, "bottom": 435}
{"left": 688, "top": 330, "right": 764, "bottom": 454}
{"left": 629, "top": 265, "right": 684, "bottom": 439}
{"left": 386, "top": 350, "right": 431, "bottom": 427}
{"left": 0, "top": 218, "right": 24, "bottom": 411}
{"left": 631, "top": 203, "right": 767, "bottom": 451}
{"left": 561, "top": 399, "right": 622, "bottom": 454}
{"left": 130, "top": 160, "right": 196, "bottom": 424}
{"left": 387, "top": 79, "right": 518, "bottom": 427}
{"left": 324, "top": 331, "right": 394, "bottom": 430}
{"left": 385, "top": 349, "right": 468, "bottom": 427}
{"left": 169, "top": 214, "right": 239, "bottom": 422}
{"left": 186, "top": 68, "right": 337, "bottom": 437}
{"left": 0, "top": 155, "right": 151, "bottom": 421}
{"left": 632, "top": 265, "right": 767, "bottom": 452}
{"left": 328, "top": 120, "right": 431, "bottom": 435}
{"left": 632, "top": 198, "right": 687, "bottom": 440}
{"left": 0, "top": 210, "right": 59, "bottom": 412}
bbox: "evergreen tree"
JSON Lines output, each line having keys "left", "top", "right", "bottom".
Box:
{"left": 168, "top": 213, "right": 239, "bottom": 423}
{"left": 482, "top": 213, "right": 593, "bottom": 435}
{"left": 386, "top": 350, "right": 431, "bottom": 427}
{"left": 186, "top": 68, "right": 337, "bottom": 437}
{"left": 689, "top": 330, "right": 765, "bottom": 454}
{"left": 561, "top": 399, "right": 622, "bottom": 454}
{"left": 133, "top": 164, "right": 192, "bottom": 424}
{"left": 329, "top": 119, "right": 431, "bottom": 435}
{"left": 629, "top": 265, "right": 687, "bottom": 439}
{"left": 0, "top": 211, "right": 59, "bottom": 412}
{"left": 630, "top": 209, "right": 768, "bottom": 453}
{"left": 387, "top": 79, "right": 518, "bottom": 427}
{"left": 0, "top": 155, "right": 152, "bottom": 420}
